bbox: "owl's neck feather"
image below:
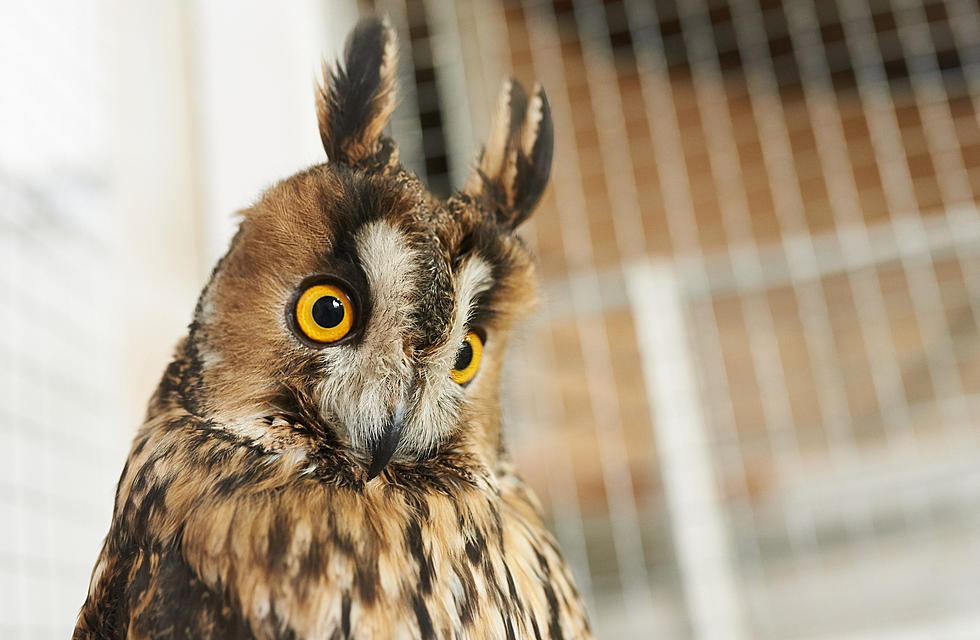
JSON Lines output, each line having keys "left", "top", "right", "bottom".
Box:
{"left": 109, "top": 394, "right": 588, "bottom": 638}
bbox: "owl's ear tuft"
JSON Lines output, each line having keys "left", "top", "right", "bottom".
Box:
{"left": 464, "top": 80, "right": 554, "bottom": 229}
{"left": 316, "top": 18, "right": 399, "bottom": 168}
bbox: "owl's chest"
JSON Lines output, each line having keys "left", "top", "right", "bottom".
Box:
{"left": 180, "top": 476, "right": 578, "bottom": 639}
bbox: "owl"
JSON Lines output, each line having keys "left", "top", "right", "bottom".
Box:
{"left": 74, "top": 18, "right": 592, "bottom": 640}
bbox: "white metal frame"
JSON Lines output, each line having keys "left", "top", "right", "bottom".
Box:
{"left": 626, "top": 261, "right": 748, "bottom": 640}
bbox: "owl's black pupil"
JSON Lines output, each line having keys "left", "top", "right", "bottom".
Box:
{"left": 454, "top": 340, "right": 474, "bottom": 371}
{"left": 312, "top": 296, "right": 345, "bottom": 328}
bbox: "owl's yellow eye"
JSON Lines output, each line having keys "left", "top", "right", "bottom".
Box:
{"left": 294, "top": 284, "right": 355, "bottom": 344}
{"left": 450, "top": 331, "right": 483, "bottom": 385}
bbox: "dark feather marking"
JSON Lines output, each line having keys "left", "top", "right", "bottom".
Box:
{"left": 481, "top": 554, "right": 505, "bottom": 607}
{"left": 406, "top": 492, "right": 431, "bottom": 520}
{"left": 504, "top": 564, "right": 522, "bottom": 612}
{"left": 127, "top": 455, "right": 155, "bottom": 496}
{"left": 341, "top": 592, "right": 351, "bottom": 638}
{"left": 302, "top": 540, "right": 326, "bottom": 582}
{"left": 492, "top": 504, "right": 505, "bottom": 550}
{"left": 465, "top": 531, "right": 484, "bottom": 565}
{"left": 505, "top": 616, "right": 517, "bottom": 640}
{"left": 131, "top": 434, "right": 149, "bottom": 458}
{"left": 354, "top": 556, "right": 378, "bottom": 605}
{"left": 412, "top": 593, "right": 435, "bottom": 638}
{"left": 405, "top": 518, "right": 433, "bottom": 594}
{"left": 267, "top": 510, "right": 291, "bottom": 569}
{"left": 277, "top": 626, "right": 298, "bottom": 640}
{"left": 332, "top": 529, "right": 356, "bottom": 557}
{"left": 212, "top": 458, "right": 276, "bottom": 496}
{"left": 120, "top": 477, "right": 171, "bottom": 547}
{"left": 203, "top": 442, "right": 236, "bottom": 467}
{"left": 126, "top": 549, "right": 254, "bottom": 639}
{"left": 531, "top": 614, "right": 543, "bottom": 640}
{"left": 170, "top": 331, "right": 207, "bottom": 416}
{"left": 456, "top": 564, "right": 477, "bottom": 626}
{"left": 535, "top": 548, "right": 564, "bottom": 640}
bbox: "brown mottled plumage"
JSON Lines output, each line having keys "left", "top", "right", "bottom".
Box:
{"left": 75, "top": 18, "right": 590, "bottom": 640}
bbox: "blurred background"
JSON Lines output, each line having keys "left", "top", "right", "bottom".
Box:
{"left": 2, "top": 0, "right": 980, "bottom": 637}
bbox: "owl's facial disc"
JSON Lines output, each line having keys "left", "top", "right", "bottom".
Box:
{"left": 303, "top": 219, "right": 495, "bottom": 474}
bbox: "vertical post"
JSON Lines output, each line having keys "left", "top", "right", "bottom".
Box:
{"left": 626, "top": 260, "right": 747, "bottom": 640}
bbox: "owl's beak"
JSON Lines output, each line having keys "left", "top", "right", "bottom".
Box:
{"left": 366, "top": 399, "right": 407, "bottom": 480}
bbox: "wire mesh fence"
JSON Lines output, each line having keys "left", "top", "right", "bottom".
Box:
{"left": 373, "top": 0, "right": 980, "bottom": 637}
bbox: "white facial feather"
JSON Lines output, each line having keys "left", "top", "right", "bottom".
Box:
{"left": 317, "top": 220, "right": 417, "bottom": 450}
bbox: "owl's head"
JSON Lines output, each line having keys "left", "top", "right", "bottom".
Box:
{"left": 182, "top": 19, "right": 552, "bottom": 478}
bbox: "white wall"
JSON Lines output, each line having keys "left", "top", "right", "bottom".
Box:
{"left": 187, "top": 0, "right": 359, "bottom": 265}
{"left": 1, "top": 2, "right": 358, "bottom": 636}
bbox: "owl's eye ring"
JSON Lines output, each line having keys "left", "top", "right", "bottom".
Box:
{"left": 450, "top": 330, "right": 484, "bottom": 385}
{"left": 291, "top": 281, "right": 356, "bottom": 345}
